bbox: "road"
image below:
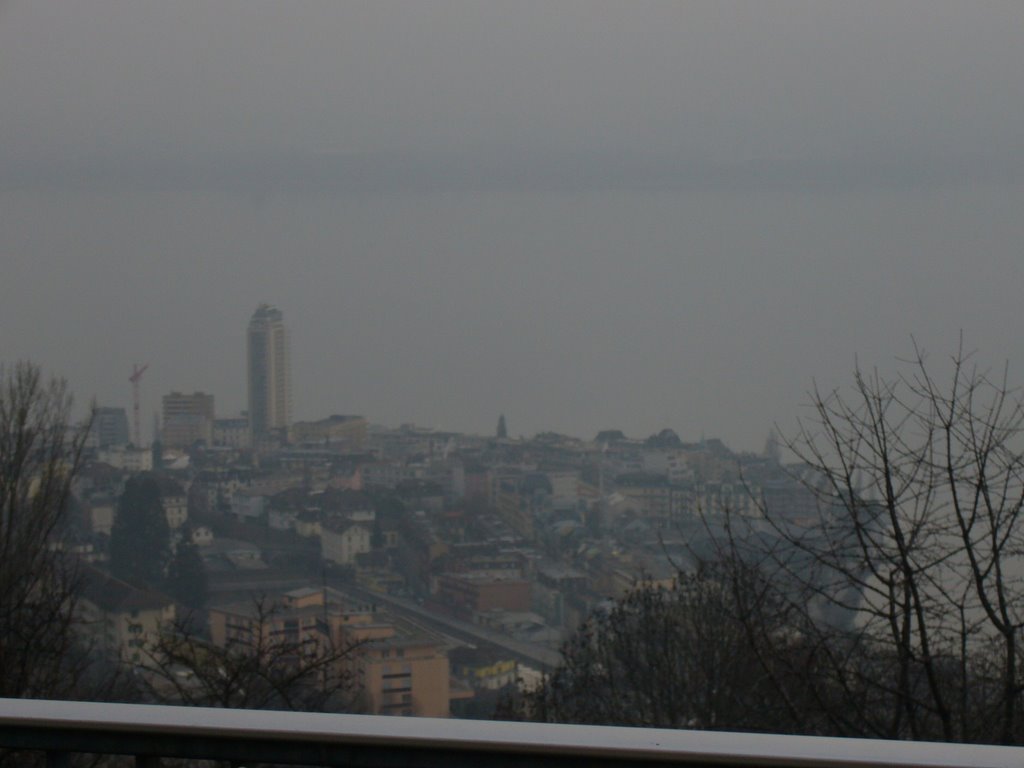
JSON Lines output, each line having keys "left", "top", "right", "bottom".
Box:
{"left": 339, "top": 583, "right": 562, "bottom": 672}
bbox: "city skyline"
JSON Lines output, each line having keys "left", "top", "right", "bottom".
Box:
{"left": 4, "top": 0, "right": 1024, "bottom": 742}
{"left": 2, "top": 3, "right": 1023, "bottom": 451}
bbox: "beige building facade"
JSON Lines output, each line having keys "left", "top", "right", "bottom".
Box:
{"left": 207, "top": 587, "right": 451, "bottom": 717}
{"left": 78, "top": 568, "right": 176, "bottom": 667}
{"left": 162, "top": 391, "right": 215, "bottom": 448}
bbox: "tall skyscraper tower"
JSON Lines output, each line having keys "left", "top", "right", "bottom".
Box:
{"left": 248, "top": 304, "right": 291, "bottom": 437}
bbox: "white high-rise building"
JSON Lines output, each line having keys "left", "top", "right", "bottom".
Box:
{"left": 247, "top": 304, "right": 291, "bottom": 437}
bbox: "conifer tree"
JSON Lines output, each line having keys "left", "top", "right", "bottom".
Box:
{"left": 165, "top": 535, "right": 207, "bottom": 608}
{"left": 110, "top": 473, "right": 170, "bottom": 587}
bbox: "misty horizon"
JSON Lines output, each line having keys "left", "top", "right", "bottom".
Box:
{"left": 2, "top": 1, "right": 1023, "bottom": 451}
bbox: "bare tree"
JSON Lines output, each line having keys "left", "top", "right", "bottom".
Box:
{"left": 139, "top": 597, "right": 367, "bottom": 713}
{"left": 507, "top": 565, "right": 789, "bottom": 731}
{"left": 726, "top": 340, "right": 1024, "bottom": 744}
{"left": 0, "top": 362, "right": 92, "bottom": 700}
{"left": 504, "top": 343, "right": 1024, "bottom": 743}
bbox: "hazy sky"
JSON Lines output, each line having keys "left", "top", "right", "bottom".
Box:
{"left": 2, "top": 1, "right": 1023, "bottom": 449}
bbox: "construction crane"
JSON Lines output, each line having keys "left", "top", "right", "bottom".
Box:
{"left": 129, "top": 363, "right": 149, "bottom": 447}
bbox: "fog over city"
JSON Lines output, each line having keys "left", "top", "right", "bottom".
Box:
{"left": 2, "top": 1, "right": 1023, "bottom": 448}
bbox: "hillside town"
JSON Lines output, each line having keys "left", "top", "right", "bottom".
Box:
{"left": 68, "top": 310, "right": 818, "bottom": 718}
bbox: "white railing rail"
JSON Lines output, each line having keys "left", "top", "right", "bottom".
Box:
{"left": 1, "top": 698, "right": 1023, "bottom": 767}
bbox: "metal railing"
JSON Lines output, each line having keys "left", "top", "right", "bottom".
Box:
{"left": 2, "top": 698, "right": 1023, "bottom": 768}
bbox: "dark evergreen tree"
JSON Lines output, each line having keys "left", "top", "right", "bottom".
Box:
{"left": 110, "top": 473, "right": 170, "bottom": 587}
{"left": 165, "top": 537, "right": 207, "bottom": 608}
{"left": 496, "top": 413, "right": 508, "bottom": 439}
{"left": 370, "top": 516, "right": 384, "bottom": 550}
{"left": 595, "top": 429, "right": 626, "bottom": 444}
{"left": 644, "top": 427, "right": 682, "bottom": 448}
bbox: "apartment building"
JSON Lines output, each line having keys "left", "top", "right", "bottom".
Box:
{"left": 207, "top": 587, "right": 451, "bottom": 717}
{"left": 162, "top": 391, "right": 215, "bottom": 449}
{"left": 77, "top": 567, "right": 176, "bottom": 666}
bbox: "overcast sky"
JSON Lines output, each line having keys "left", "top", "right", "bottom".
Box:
{"left": 2, "top": 1, "right": 1023, "bottom": 449}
